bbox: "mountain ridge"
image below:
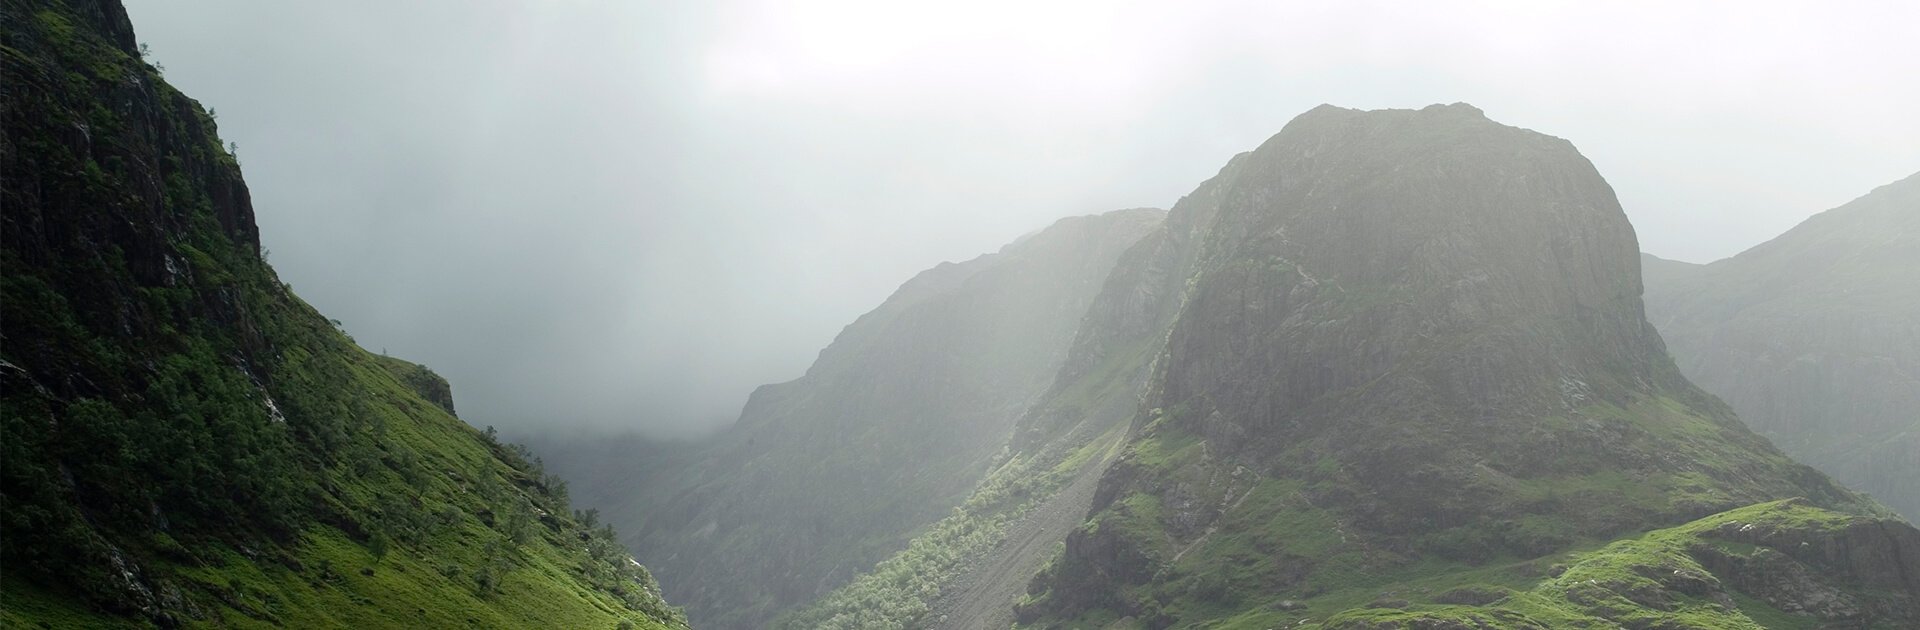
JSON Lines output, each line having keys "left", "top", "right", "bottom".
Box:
{"left": 1641, "top": 170, "right": 1920, "bottom": 521}
{"left": 547, "top": 206, "right": 1165, "bottom": 628}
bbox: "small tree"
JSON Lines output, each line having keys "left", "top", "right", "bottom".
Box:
{"left": 576, "top": 508, "right": 600, "bottom": 529}
{"left": 368, "top": 532, "right": 391, "bottom": 563}
{"left": 504, "top": 499, "right": 535, "bottom": 545}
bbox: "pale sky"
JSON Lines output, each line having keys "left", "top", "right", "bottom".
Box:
{"left": 125, "top": 0, "right": 1920, "bottom": 436}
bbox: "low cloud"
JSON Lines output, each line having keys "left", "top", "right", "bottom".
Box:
{"left": 126, "top": 0, "right": 1920, "bottom": 436}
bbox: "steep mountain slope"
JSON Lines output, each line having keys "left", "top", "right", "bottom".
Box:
{"left": 552, "top": 208, "right": 1162, "bottom": 628}
{"left": 1642, "top": 173, "right": 1920, "bottom": 521}
{"left": 986, "top": 104, "right": 1914, "bottom": 628}
{"left": 0, "top": 1, "right": 682, "bottom": 626}
{"left": 782, "top": 189, "right": 1207, "bottom": 629}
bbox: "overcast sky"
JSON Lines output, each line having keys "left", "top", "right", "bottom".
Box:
{"left": 125, "top": 0, "right": 1920, "bottom": 437}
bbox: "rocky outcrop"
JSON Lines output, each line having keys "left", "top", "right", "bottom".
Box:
{"left": 1155, "top": 103, "right": 1679, "bottom": 461}
{"left": 375, "top": 354, "right": 458, "bottom": 416}
{"left": 1692, "top": 501, "right": 1920, "bottom": 622}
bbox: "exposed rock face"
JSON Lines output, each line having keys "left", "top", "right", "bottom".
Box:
{"left": 1160, "top": 103, "right": 1671, "bottom": 453}
{"left": 563, "top": 208, "right": 1163, "bottom": 629}
{"left": 1693, "top": 502, "right": 1920, "bottom": 621}
{"left": 1642, "top": 172, "right": 1920, "bottom": 521}
{"left": 1015, "top": 104, "right": 1894, "bottom": 627}
{"left": 375, "top": 354, "right": 458, "bottom": 416}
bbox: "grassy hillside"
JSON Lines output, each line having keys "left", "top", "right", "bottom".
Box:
{"left": 1014, "top": 407, "right": 1905, "bottom": 628}
{"left": 1023, "top": 498, "right": 1917, "bottom": 629}
{"left": 0, "top": 1, "right": 682, "bottom": 626}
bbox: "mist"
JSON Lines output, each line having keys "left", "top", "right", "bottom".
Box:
{"left": 123, "top": 0, "right": 1920, "bottom": 437}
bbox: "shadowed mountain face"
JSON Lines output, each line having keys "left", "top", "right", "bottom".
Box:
{"left": 0, "top": 1, "right": 681, "bottom": 627}
{"left": 1643, "top": 172, "right": 1920, "bottom": 521}
{"left": 1005, "top": 104, "right": 1912, "bottom": 628}
{"left": 549, "top": 208, "right": 1163, "bottom": 628}
{"left": 1157, "top": 103, "right": 1677, "bottom": 467}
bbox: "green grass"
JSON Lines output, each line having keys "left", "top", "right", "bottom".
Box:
{"left": 170, "top": 525, "right": 660, "bottom": 629}
{"left": 1, "top": 4, "right": 684, "bottom": 626}
{"left": 1017, "top": 438, "right": 1890, "bottom": 630}
{"left": 0, "top": 576, "right": 141, "bottom": 630}
{"left": 1669, "top": 498, "right": 1858, "bottom": 536}
{"left": 1726, "top": 590, "right": 1819, "bottom": 630}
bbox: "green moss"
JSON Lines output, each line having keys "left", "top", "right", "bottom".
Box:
{"left": 1122, "top": 428, "right": 1204, "bottom": 474}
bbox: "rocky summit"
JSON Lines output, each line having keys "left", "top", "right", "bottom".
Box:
{"left": 999, "top": 104, "right": 1915, "bottom": 628}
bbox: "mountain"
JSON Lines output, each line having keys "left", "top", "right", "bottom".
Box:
{"left": 0, "top": 1, "right": 682, "bottom": 626}
{"left": 1641, "top": 173, "right": 1920, "bottom": 521}
{"left": 789, "top": 104, "right": 1919, "bottom": 629}
{"left": 786, "top": 150, "right": 1212, "bottom": 630}
{"left": 543, "top": 207, "right": 1163, "bottom": 628}
{"left": 1011, "top": 104, "right": 1915, "bottom": 627}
